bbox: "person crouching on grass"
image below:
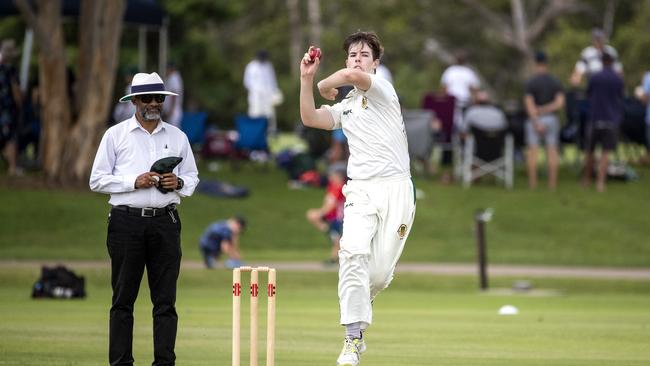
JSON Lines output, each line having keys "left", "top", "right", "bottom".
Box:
{"left": 299, "top": 31, "right": 416, "bottom": 366}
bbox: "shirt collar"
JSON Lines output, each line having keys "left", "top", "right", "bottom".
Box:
{"left": 127, "top": 115, "right": 166, "bottom": 134}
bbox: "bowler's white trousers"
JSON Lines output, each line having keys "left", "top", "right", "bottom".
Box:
{"left": 338, "top": 175, "right": 416, "bottom": 327}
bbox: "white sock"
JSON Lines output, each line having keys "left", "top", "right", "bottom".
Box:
{"left": 345, "top": 322, "right": 362, "bottom": 339}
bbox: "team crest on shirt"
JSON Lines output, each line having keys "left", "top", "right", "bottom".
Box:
{"left": 361, "top": 96, "right": 368, "bottom": 109}
{"left": 397, "top": 224, "right": 408, "bottom": 239}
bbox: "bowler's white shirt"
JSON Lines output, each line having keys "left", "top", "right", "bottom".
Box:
{"left": 325, "top": 74, "right": 410, "bottom": 180}
{"left": 89, "top": 116, "right": 199, "bottom": 208}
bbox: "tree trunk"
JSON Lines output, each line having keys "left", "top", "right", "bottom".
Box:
{"left": 16, "top": 0, "right": 125, "bottom": 185}
{"left": 510, "top": 0, "right": 533, "bottom": 80}
{"left": 307, "top": 0, "right": 322, "bottom": 45}
{"left": 510, "top": 0, "right": 531, "bottom": 58}
{"left": 286, "top": 0, "right": 302, "bottom": 78}
{"left": 62, "top": 0, "right": 126, "bottom": 184}
{"left": 603, "top": 0, "right": 618, "bottom": 38}
{"left": 24, "top": 0, "right": 72, "bottom": 183}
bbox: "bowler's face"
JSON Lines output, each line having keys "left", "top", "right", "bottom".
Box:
{"left": 346, "top": 42, "right": 378, "bottom": 74}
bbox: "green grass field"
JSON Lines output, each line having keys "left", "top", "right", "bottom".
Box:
{"left": 1, "top": 267, "right": 649, "bottom": 365}
{"left": 1, "top": 140, "right": 650, "bottom": 365}
{"left": 1, "top": 157, "right": 650, "bottom": 266}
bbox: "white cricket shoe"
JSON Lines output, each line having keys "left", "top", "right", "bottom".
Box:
{"left": 336, "top": 336, "right": 366, "bottom": 366}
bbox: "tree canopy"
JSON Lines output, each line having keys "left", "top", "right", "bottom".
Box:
{"left": 1, "top": 0, "right": 650, "bottom": 184}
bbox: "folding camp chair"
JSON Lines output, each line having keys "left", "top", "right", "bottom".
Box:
{"left": 403, "top": 109, "right": 435, "bottom": 175}
{"left": 180, "top": 111, "right": 207, "bottom": 146}
{"left": 462, "top": 126, "right": 514, "bottom": 189}
{"left": 232, "top": 114, "right": 270, "bottom": 168}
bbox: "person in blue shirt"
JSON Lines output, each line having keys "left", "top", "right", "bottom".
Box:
{"left": 640, "top": 71, "right": 650, "bottom": 165}
{"left": 583, "top": 52, "right": 624, "bottom": 192}
{"left": 199, "top": 216, "right": 246, "bottom": 268}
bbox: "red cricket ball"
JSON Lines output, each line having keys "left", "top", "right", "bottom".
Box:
{"left": 308, "top": 47, "right": 322, "bottom": 62}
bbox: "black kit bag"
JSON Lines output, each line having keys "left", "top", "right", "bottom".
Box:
{"left": 32, "top": 265, "right": 86, "bottom": 299}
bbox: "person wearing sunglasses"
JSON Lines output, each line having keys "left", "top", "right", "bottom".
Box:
{"left": 89, "top": 71, "right": 199, "bottom": 365}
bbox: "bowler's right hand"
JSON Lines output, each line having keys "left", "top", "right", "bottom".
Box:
{"left": 300, "top": 48, "right": 320, "bottom": 79}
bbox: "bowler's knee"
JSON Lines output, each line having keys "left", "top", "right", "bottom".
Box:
{"left": 369, "top": 273, "right": 393, "bottom": 297}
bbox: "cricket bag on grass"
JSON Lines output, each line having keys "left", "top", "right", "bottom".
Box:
{"left": 31, "top": 265, "right": 86, "bottom": 299}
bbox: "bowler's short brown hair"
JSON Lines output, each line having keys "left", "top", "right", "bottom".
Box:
{"left": 343, "top": 31, "right": 384, "bottom": 61}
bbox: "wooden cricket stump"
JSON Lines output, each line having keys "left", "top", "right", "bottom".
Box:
{"left": 232, "top": 266, "right": 276, "bottom": 366}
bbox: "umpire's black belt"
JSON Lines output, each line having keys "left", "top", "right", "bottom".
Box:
{"left": 112, "top": 204, "right": 176, "bottom": 218}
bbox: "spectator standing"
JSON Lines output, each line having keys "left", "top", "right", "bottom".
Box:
{"left": 198, "top": 216, "right": 246, "bottom": 269}
{"left": 440, "top": 50, "right": 480, "bottom": 116}
{"left": 570, "top": 28, "right": 623, "bottom": 86}
{"left": 18, "top": 78, "right": 41, "bottom": 168}
{"left": 583, "top": 53, "right": 624, "bottom": 192}
{"left": 163, "top": 62, "right": 184, "bottom": 128}
{"left": 244, "top": 50, "right": 282, "bottom": 136}
{"left": 89, "top": 72, "right": 199, "bottom": 365}
{"left": 0, "top": 39, "right": 22, "bottom": 176}
{"left": 640, "top": 71, "right": 650, "bottom": 164}
{"left": 523, "top": 51, "right": 565, "bottom": 190}
{"left": 300, "top": 31, "right": 416, "bottom": 366}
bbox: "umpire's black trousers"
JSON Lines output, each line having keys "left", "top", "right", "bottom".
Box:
{"left": 107, "top": 206, "right": 182, "bottom": 366}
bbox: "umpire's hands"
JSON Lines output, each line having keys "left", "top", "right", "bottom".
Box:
{"left": 159, "top": 172, "right": 179, "bottom": 191}
{"left": 135, "top": 172, "right": 163, "bottom": 189}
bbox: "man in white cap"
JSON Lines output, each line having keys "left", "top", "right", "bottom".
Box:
{"left": 89, "top": 72, "right": 199, "bottom": 365}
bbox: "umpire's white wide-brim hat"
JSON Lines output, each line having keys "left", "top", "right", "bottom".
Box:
{"left": 119, "top": 72, "right": 178, "bottom": 102}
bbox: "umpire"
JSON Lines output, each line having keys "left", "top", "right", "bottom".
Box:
{"left": 90, "top": 72, "right": 199, "bottom": 365}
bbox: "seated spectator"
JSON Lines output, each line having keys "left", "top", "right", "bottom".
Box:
{"left": 523, "top": 51, "right": 564, "bottom": 190}
{"left": 198, "top": 216, "right": 247, "bottom": 269}
{"left": 461, "top": 91, "right": 508, "bottom": 134}
{"left": 306, "top": 162, "right": 346, "bottom": 266}
{"left": 421, "top": 91, "right": 456, "bottom": 183}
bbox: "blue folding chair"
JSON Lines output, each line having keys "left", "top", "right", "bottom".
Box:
{"left": 235, "top": 114, "right": 268, "bottom": 153}
{"left": 180, "top": 111, "right": 207, "bottom": 145}
{"left": 233, "top": 115, "right": 270, "bottom": 168}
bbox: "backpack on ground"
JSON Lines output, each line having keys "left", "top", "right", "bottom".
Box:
{"left": 32, "top": 265, "right": 86, "bottom": 299}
